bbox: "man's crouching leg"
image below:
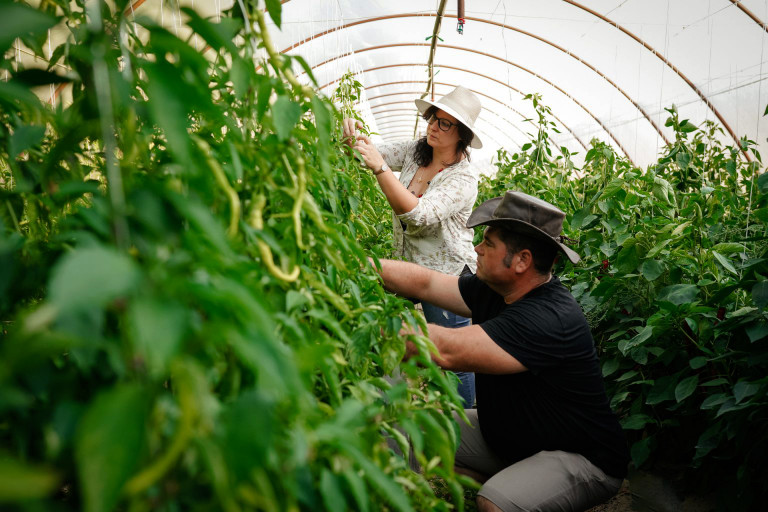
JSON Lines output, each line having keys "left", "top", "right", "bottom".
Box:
{"left": 453, "top": 410, "right": 621, "bottom": 511}
{"left": 478, "top": 450, "right": 622, "bottom": 512}
{"left": 452, "top": 410, "right": 508, "bottom": 509}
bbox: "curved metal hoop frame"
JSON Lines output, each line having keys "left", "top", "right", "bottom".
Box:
{"left": 364, "top": 85, "right": 590, "bottom": 152}
{"left": 277, "top": 5, "right": 754, "bottom": 160}
{"left": 321, "top": 63, "right": 634, "bottom": 162}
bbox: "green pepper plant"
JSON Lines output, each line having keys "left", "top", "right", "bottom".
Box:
{"left": 477, "top": 94, "right": 768, "bottom": 509}
{"left": 0, "top": 1, "right": 472, "bottom": 510}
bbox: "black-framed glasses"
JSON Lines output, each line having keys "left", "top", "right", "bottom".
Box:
{"left": 425, "top": 113, "right": 459, "bottom": 132}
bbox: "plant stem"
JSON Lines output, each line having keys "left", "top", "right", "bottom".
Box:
{"left": 253, "top": 9, "right": 312, "bottom": 97}
{"left": 87, "top": 1, "right": 130, "bottom": 250}
{"left": 5, "top": 200, "right": 21, "bottom": 232}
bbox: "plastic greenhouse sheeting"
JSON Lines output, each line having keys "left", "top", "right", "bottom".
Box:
{"left": 10, "top": 0, "right": 768, "bottom": 170}
{"left": 264, "top": 0, "right": 768, "bottom": 169}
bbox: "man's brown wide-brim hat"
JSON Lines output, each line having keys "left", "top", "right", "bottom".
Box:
{"left": 467, "top": 191, "right": 581, "bottom": 264}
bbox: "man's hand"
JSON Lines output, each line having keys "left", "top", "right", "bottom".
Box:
{"left": 353, "top": 134, "right": 385, "bottom": 172}
{"left": 342, "top": 118, "right": 364, "bottom": 147}
{"left": 399, "top": 324, "right": 425, "bottom": 361}
{"left": 367, "top": 256, "right": 382, "bottom": 275}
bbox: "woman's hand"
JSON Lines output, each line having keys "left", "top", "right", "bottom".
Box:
{"left": 342, "top": 118, "right": 364, "bottom": 147}
{"left": 351, "top": 135, "right": 418, "bottom": 215}
{"left": 353, "top": 134, "right": 385, "bottom": 172}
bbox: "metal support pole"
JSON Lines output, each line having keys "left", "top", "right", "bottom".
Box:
{"left": 414, "top": 0, "right": 448, "bottom": 138}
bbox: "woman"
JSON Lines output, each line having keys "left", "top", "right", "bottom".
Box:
{"left": 343, "top": 86, "right": 483, "bottom": 406}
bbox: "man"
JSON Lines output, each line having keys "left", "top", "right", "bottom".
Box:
{"left": 378, "top": 191, "right": 629, "bottom": 512}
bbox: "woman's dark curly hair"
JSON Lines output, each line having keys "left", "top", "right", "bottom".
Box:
{"left": 413, "top": 105, "right": 474, "bottom": 167}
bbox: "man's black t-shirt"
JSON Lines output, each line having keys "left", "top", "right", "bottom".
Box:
{"left": 458, "top": 273, "right": 630, "bottom": 479}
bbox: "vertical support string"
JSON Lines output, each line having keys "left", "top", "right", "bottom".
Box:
{"left": 192, "top": 0, "right": 198, "bottom": 51}
{"left": 48, "top": 30, "right": 55, "bottom": 107}
{"left": 15, "top": 37, "right": 20, "bottom": 78}
{"left": 501, "top": 1, "right": 512, "bottom": 142}
{"left": 609, "top": 42, "right": 618, "bottom": 164}
{"left": 743, "top": 0, "right": 767, "bottom": 247}
{"left": 656, "top": 0, "right": 671, "bottom": 156}
{"left": 4, "top": 39, "right": 9, "bottom": 81}
{"left": 172, "top": 0, "right": 180, "bottom": 37}
{"left": 706, "top": 0, "right": 714, "bottom": 124}
{"left": 634, "top": 25, "right": 642, "bottom": 161}
{"left": 129, "top": 1, "right": 138, "bottom": 36}
{"left": 734, "top": 63, "right": 739, "bottom": 138}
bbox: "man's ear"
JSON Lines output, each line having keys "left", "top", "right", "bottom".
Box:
{"left": 513, "top": 249, "right": 534, "bottom": 273}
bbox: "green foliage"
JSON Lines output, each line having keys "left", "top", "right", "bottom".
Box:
{"left": 478, "top": 95, "right": 768, "bottom": 508}
{"left": 0, "top": 1, "right": 464, "bottom": 510}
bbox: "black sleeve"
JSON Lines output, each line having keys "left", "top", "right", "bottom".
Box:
{"left": 458, "top": 273, "right": 484, "bottom": 313}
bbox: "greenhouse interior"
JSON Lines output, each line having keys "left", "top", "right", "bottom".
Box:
{"left": 2, "top": 0, "right": 768, "bottom": 510}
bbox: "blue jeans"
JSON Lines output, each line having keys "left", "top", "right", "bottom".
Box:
{"left": 421, "top": 301, "right": 475, "bottom": 407}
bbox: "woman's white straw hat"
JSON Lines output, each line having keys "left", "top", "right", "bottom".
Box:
{"left": 414, "top": 86, "right": 483, "bottom": 149}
